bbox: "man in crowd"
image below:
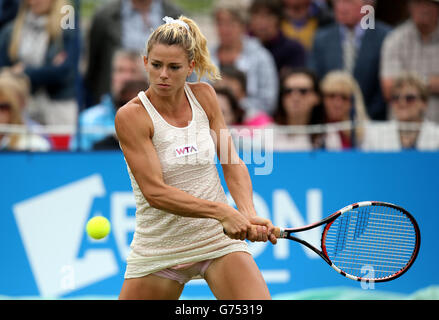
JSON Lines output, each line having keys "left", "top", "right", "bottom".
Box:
{"left": 71, "top": 49, "right": 148, "bottom": 151}
{"left": 308, "top": 0, "right": 391, "bottom": 120}
{"left": 381, "top": 0, "right": 439, "bottom": 122}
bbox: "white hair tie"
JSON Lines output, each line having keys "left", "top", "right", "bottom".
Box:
{"left": 162, "top": 16, "right": 190, "bottom": 31}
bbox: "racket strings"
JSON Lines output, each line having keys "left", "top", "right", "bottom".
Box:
{"left": 324, "top": 205, "right": 417, "bottom": 280}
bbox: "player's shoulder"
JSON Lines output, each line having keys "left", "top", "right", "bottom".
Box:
{"left": 187, "top": 81, "right": 218, "bottom": 118}
{"left": 115, "top": 97, "right": 143, "bottom": 121}
{"left": 188, "top": 81, "right": 216, "bottom": 99}
{"left": 115, "top": 95, "right": 152, "bottom": 136}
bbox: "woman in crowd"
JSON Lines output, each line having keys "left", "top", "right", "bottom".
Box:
{"left": 362, "top": 73, "right": 439, "bottom": 151}
{"left": 0, "top": 71, "right": 50, "bottom": 151}
{"left": 0, "top": 0, "right": 79, "bottom": 127}
{"left": 320, "top": 70, "right": 369, "bottom": 150}
{"left": 271, "top": 68, "right": 324, "bottom": 150}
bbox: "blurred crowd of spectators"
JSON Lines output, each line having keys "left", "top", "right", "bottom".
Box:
{"left": 0, "top": 0, "right": 438, "bottom": 152}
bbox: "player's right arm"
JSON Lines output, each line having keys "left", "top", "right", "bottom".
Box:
{"left": 114, "top": 100, "right": 252, "bottom": 240}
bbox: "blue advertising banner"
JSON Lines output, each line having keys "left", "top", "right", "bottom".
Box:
{"left": 0, "top": 151, "right": 438, "bottom": 299}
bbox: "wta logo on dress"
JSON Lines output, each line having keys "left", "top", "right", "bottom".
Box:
{"left": 175, "top": 144, "right": 199, "bottom": 158}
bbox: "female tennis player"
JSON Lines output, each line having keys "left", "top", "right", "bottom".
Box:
{"left": 116, "top": 16, "right": 277, "bottom": 300}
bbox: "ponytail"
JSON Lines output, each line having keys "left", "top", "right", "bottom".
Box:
{"left": 180, "top": 16, "right": 221, "bottom": 81}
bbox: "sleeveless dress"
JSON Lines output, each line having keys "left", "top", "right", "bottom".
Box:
{"left": 124, "top": 83, "right": 250, "bottom": 279}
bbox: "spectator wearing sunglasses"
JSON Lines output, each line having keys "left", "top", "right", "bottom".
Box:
{"left": 362, "top": 73, "right": 439, "bottom": 151}
{"left": 320, "top": 70, "right": 369, "bottom": 150}
{"left": 271, "top": 68, "right": 325, "bottom": 150}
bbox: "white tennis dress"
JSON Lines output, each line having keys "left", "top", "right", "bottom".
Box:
{"left": 123, "top": 83, "right": 250, "bottom": 279}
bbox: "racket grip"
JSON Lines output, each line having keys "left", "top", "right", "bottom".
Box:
{"left": 223, "top": 226, "right": 283, "bottom": 237}
{"left": 223, "top": 226, "right": 260, "bottom": 235}
{"left": 273, "top": 227, "right": 282, "bottom": 238}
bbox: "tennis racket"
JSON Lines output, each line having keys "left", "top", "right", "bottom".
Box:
{"left": 270, "top": 201, "right": 420, "bottom": 282}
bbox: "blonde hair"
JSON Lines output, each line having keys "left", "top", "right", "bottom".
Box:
{"left": 9, "top": 0, "right": 70, "bottom": 61}
{"left": 213, "top": 0, "right": 249, "bottom": 25}
{"left": 146, "top": 15, "right": 221, "bottom": 81}
{"left": 320, "top": 70, "right": 369, "bottom": 124}
{"left": 391, "top": 72, "right": 429, "bottom": 102}
{"left": 0, "top": 72, "right": 25, "bottom": 149}
{"left": 320, "top": 71, "right": 369, "bottom": 145}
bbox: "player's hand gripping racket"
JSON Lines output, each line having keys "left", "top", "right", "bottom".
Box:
{"left": 271, "top": 201, "right": 420, "bottom": 282}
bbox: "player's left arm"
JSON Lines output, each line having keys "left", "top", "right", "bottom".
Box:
{"left": 190, "top": 82, "right": 277, "bottom": 244}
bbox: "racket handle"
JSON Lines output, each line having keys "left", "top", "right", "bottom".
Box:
{"left": 223, "top": 225, "right": 270, "bottom": 235}
{"left": 223, "top": 225, "right": 283, "bottom": 237}
{"left": 249, "top": 225, "right": 286, "bottom": 239}
{"left": 273, "top": 227, "right": 282, "bottom": 238}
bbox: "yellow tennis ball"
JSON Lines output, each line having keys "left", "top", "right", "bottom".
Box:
{"left": 86, "top": 216, "right": 111, "bottom": 240}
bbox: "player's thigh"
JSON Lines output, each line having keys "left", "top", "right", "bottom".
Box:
{"left": 119, "top": 273, "right": 185, "bottom": 300}
{"left": 204, "top": 251, "right": 271, "bottom": 300}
